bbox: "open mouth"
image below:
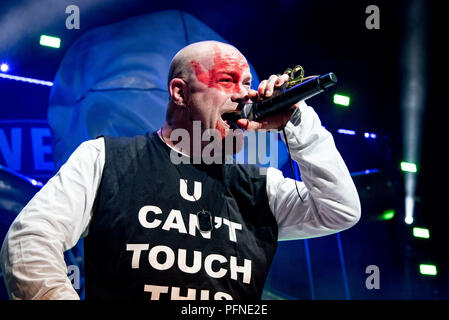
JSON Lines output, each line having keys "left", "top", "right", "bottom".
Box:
{"left": 220, "top": 111, "right": 242, "bottom": 130}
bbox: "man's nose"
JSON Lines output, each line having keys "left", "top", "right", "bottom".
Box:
{"left": 230, "top": 84, "right": 250, "bottom": 103}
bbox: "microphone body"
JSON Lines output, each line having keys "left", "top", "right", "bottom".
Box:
{"left": 241, "top": 72, "right": 338, "bottom": 121}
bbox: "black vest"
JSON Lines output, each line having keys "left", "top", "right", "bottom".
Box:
{"left": 84, "top": 132, "right": 278, "bottom": 300}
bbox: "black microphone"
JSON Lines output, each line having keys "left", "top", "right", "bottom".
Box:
{"left": 241, "top": 72, "right": 338, "bottom": 121}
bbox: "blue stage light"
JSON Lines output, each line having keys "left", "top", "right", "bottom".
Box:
{"left": 364, "top": 132, "right": 377, "bottom": 139}
{"left": 337, "top": 129, "right": 356, "bottom": 135}
{"left": 0, "top": 73, "right": 53, "bottom": 86}
{"left": 350, "top": 168, "right": 379, "bottom": 176}
{"left": 0, "top": 63, "right": 9, "bottom": 72}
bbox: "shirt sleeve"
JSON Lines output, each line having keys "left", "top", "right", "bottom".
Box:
{"left": 266, "top": 101, "right": 361, "bottom": 241}
{"left": 0, "top": 138, "right": 105, "bottom": 300}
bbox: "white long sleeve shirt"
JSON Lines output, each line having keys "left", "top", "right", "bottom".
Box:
{"left": 0, "top": 101, "right": 361, "bottom": 299}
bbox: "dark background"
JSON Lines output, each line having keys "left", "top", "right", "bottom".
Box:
{"left": 0, "top": 0, "right": 446, "bottom": 300}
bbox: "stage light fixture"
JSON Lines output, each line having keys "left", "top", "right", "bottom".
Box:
{"left": 337, "top": 129, "right": 356, "bottom": 135}
{"left": 40, "top": 35, "right": 61, "bottom": 48}
{"left": 413, "top": 227, "right": 430, "bottom": 239}
{"left": 419, "top": 264, "right": 437, "bottom": 276}
{"left": 401, "top": 162, "right": 417, "bottom": 173}
{"left": 333, "top": 94, "right": 350, "bottom": 107}
{"left": 0, "top": 63, "right": 9, "bottom": 72}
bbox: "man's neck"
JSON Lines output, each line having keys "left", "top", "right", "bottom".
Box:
{"left": 159, "top": 122, "right": 209, "bottom": 157}
{"left": 159, "top": 122, "right": 231, "bottom": 161}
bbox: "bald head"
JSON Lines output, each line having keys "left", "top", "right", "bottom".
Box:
{"left": 163, "top": 40, "right": 253, "bottom": 145}
{"left": 167, "top": 41, "right": 248, "bottom": 90}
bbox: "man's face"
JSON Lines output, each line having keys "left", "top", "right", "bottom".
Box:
{"left": 185, "top": 44, "right": 252, "bottom": 139}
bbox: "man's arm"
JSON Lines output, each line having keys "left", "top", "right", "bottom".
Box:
{"left": 0, "top": 138, "right": 104, "bottom": 299}
{"left": 266, "top": 101, "right": 361, "bottom": 240}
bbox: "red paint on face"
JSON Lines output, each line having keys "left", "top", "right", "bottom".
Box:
{"left": 190, "top": 46, "right": 249, "bottom": 94}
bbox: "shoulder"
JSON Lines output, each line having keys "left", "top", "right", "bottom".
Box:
{"left": 75, "top": 136, "right": 103, "bottom": 150}
{"left": 65, "top": 137, "right": 105, "bottom": 164}
{"left": 99, "top": 132, "right": 161, "bottom": 155}
{"left": 101, "top": 133, "right": 152, "bottom": 148}
{"left": 100, "top": 132, "right": 162, "bottom": 172}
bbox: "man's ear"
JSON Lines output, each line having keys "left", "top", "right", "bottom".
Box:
{"left": 169, "top": 78, "right": 189, "bottom": 106}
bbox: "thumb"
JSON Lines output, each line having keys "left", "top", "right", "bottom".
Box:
{"left": 237, "top": 119, "right": 249, "bottom": 130}
{"left": 237, "top": 119, "right": 265, "bottom": 131}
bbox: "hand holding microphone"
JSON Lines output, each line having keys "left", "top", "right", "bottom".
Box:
{"left": 235, "top": 69, "right": 337, "bottom": 130}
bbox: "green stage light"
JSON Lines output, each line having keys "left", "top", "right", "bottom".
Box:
{"left": 379, "top": 209, "right": 395, "bottom": 221}
{"left": 413, "top": 227, "right": 430, "bottom": 239}
{"left": 40, "top": 35, "right": 61, "bottom": 48}
{"left": 400, "top": 161, "right": 417, "bottom": 173}
{"left": 419, "top": 264, "right": 437, "bottom": 276}
{"left": 333, "top": 94, "right": 350, "bottom": 107}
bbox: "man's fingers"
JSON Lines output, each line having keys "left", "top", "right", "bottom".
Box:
{"left": 248, "top": 89, "right": 258, "bottom": 100}
{"left": 237, "top": 104, "right": 297, "bottom": 131}
{"left": 265, "top": 75, "right": 278, "bottom": 98}
{"left": 258, "top": 80, "right": 268, "bottom": 98}
{"left": 258, "top": 74, "right": 290, "bottom": 99}
{"left": 237, "top": 119, "right": 264, "bottom": 131}
{"left": 275, "top": 74, "right": 290, "bottom": 86}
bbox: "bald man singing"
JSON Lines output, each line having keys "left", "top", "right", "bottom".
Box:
{"left": 0, "top": 41, "right": 360, "bottom": 300}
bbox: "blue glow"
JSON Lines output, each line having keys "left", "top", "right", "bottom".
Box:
{"left": 364, "top": 132, "right": 377, "bottom": 139}
{"left": 336, "top": 233, "right": 351, "bottom": 300}
{"left": 350, "top": 168, "right": 380, "bottom": 176}
{"left": 337, "top": 129, "right": 356, "bottom": 135}
{"left": 0, "top": 73, "right": 53, "bottom": 86}
{"left": 303, "top": 239, "right": 315, "bottom": 300}
{"left": 30, "top": 179, "right": 43, "bottom": 187}
{"left": 0, "top": 63, "right": 9, "bottom": 72}
{"left": 0, "top": 164, "right": 44, "bottom": 188}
